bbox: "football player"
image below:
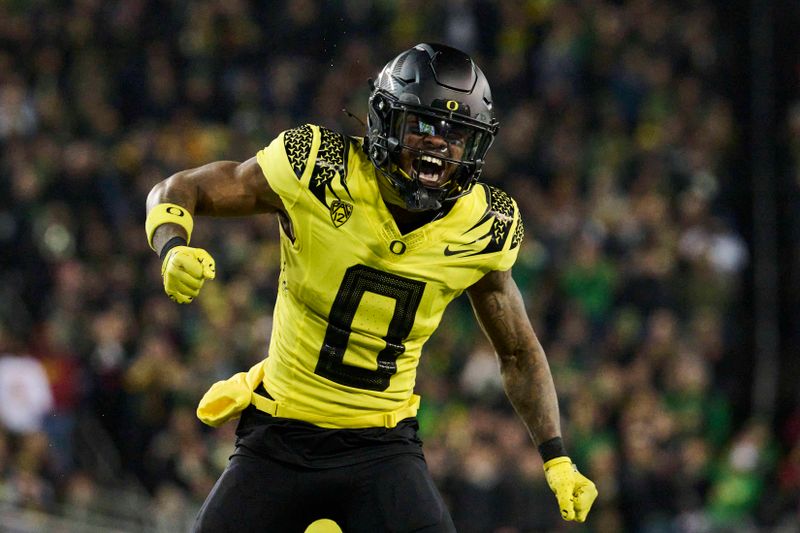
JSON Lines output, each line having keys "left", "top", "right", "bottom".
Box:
{"left": 145, "top": 43, "right": 597, "bottom": 532}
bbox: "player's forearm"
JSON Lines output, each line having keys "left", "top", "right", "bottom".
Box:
{"left": 467, "top": 270, "right": 562, "bottom": 446}
{"left": 498, "top": 339, "right": 562, "bottom": 446}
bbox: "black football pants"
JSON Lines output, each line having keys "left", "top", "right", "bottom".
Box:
{"left": 192, "top": 447, "right": 456, "bottom": 533}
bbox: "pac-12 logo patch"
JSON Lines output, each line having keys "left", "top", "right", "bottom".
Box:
{"left": 330, "top": 200, "right": 353, "bottom": 227}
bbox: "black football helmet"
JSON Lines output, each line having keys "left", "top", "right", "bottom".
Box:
{"left": 366, "top": 43, "right": 500, "bottom": 211}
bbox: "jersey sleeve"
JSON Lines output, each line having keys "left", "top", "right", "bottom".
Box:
{"left": 256, "top": 124, "right": 317, "bottom": 207}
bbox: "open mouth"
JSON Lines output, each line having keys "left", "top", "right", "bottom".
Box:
{"left": 412, "top": 155, "right": 446, "bottom": 187}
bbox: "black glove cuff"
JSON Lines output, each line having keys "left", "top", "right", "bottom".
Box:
{"left": 538, "top": 436, "right": 568, "bottom": 463}
{"left": 159, "top": 236, "right": 187, "bottom": 261}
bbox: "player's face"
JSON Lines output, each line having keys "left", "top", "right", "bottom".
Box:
{"left": 397, "top": 113, "right": 469, "bottom": 189}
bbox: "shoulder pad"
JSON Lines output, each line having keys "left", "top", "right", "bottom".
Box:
{"left": 283, "top": 124, "right": 314, "bottom": 179}
{"left": 465, "top": 184, "right": 522, "bottom": 255}
{"left": 308, "top": 126, "right": 351, "bottom": 208}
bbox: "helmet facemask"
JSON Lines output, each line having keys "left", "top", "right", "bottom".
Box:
{"left": 367, "top": 89, "right": 498, "bottom": 212}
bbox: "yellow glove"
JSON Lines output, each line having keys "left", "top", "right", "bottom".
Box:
{"left": 161, "top": 245, "right": 216, "bottom": 304}
{"left": 543, "top": 456, "right": 598, "bottom": 522}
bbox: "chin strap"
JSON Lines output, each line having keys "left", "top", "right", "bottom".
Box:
{"left": 406, "top": 184, "right": 444, "bottom": 211}
{"left": 379, "top": 164, "right": 445, "bottom": 212}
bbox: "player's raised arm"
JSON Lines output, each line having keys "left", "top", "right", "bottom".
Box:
{"left": 146, "top": 157, "right": 283, "bottom": 249}
{"left": 145, "top": 157, "right": 284, "bottom": 304}
{"left": 466, "top": 269, "right": 598, "bottom": 522}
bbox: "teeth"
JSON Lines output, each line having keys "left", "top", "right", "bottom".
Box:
{"left": 420, "top": 155, "right": 444, "bottom": 167}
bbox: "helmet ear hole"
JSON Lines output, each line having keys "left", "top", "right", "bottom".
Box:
{"left": 370, "top": 145, "right": 388, "bottom": 165}
{"left": 371, "top": 94, "right": 389, "bottom": 118}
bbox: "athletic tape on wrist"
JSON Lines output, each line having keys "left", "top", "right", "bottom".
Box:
{"left": 145, "top": 203, "right": 194, "bottom": 250}
{"left": 159, "top": 236, "right": 188, "bottom": 262}
{"left": 538, "top": 436, "right": 568, "bottom": 463}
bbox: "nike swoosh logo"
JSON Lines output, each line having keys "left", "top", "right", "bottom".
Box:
{"left": 443, "top": 245, "right": 473, "bottom": 256}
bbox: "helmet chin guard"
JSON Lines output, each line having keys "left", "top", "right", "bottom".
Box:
{"left": 366, "top": 43, "right": 499, "bottom": 212}
{"left": 379, "top": 162, "right": 448, "bottom": 212}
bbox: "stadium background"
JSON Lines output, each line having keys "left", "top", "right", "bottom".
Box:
{"left": 0, "top": 0, "right": 798, "bottom": 531}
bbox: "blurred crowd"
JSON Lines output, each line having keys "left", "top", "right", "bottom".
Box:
{"left": 0, "top": 0, "right": 795, "bottom": 531}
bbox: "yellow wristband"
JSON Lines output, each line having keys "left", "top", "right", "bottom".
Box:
{"left": 145, "top": 203, "right": 194, "bottom": 250}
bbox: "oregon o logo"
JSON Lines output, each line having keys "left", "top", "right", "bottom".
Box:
{"left": 166, "top": 206, "right": 184, "bottom": 216}
{"left": 446, "top": 100, "right": 459, "bottom": 111}
{"left": 389, "top": 240, "right": 407, "bottom": 255}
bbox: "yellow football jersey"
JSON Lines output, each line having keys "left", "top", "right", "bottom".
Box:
{"left": 254, "top": 124, "right": 524, "bottom": 427}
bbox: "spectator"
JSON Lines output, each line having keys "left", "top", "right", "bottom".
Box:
{"left": 0, "top": 353, "right": 53, "bottom": 434}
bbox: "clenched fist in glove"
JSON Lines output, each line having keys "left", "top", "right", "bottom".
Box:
{"left": 161, "top": 246, "right": 216, "bottom": 304}
{"left": 543, "top": 456, "right": 598, "bottom": 522}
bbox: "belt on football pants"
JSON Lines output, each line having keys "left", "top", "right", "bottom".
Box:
{"left": 249, "top": 392, "right": 421, "bottom": 429}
